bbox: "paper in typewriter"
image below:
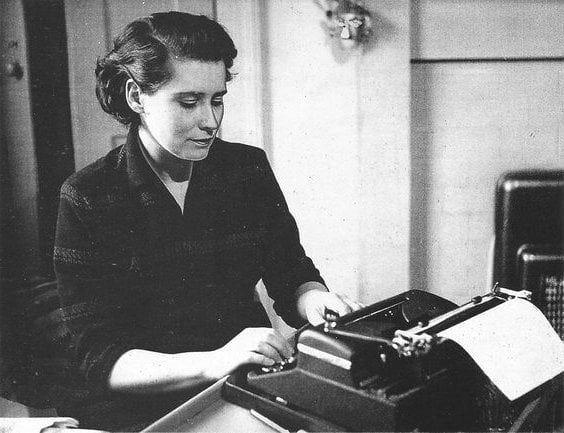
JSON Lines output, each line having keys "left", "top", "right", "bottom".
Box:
{"left": 438, "top": 298, "right": 564, "bottom": 401}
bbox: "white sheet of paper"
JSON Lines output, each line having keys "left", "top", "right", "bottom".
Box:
{"left": 438, "top": 298, "right": 564, "bottom": 401}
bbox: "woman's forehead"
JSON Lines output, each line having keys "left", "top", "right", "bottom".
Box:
{"left": 163, "top": 58, "right": 227, "bottom": 94}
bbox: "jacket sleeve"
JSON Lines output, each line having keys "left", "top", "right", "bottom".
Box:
{"left": 52, "top": 183, "right": 137, "bottom": 392}
{"left": 257, "top": 151, "right": 326, "bottom": 327}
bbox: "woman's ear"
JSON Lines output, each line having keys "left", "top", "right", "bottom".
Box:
{"left": 125, "top": 79, "right": 144, "bottom": 114}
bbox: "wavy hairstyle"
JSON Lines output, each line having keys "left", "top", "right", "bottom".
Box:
{"left": 95, "top": 11, "right": 237, "bottom": 125}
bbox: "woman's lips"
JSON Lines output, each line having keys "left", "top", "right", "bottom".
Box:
{"left": 189, "top": 138, "right": 212, "bottom": 147}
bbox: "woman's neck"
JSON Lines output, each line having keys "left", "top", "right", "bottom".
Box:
{"left": 138, "top": 125, "right": 193, "bottom": 183}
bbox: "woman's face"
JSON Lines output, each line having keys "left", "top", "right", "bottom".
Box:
{"left": 138, "top": 59, "right": 227, "bottom": 161}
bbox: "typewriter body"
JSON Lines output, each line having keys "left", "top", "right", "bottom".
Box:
{"left": 223, "top": 287, "right": 561, "bottom": 432}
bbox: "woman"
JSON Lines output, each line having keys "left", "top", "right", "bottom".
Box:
{"left": 53, "top": 11, "right": 360, "bottom": 431}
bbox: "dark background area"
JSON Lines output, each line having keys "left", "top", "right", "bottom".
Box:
{"left": 0, "top": 0, "right": 74, "bottom": 400}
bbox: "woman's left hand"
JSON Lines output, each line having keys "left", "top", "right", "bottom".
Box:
{"left": 297, "top": 288, "right": 364, "bottom": 325}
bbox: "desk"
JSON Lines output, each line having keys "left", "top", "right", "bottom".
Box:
{"left": 142, "top": 376, "right": 561, "bottom": 433}
{"left": 142, "top": 378, "right": 277, "bottom": 433}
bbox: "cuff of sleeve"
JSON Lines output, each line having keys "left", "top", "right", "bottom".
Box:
{"left": 274, "top": 279, "right": 328, "bottom": 328}
{"left": 82, "top": 342, "right": 136, "bottom": 393}
{"left": 294, "top": 281, "right": 329, "bottom": 301}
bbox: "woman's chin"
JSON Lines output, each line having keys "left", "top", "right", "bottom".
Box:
{"left": 175, "top": 147, "right": 211, "bottom": 161}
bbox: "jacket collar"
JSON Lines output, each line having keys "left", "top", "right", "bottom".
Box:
{"left": 117, "top": 125, "right": 218, "bottom": 208}
{"left": 120, "top": 124, "right": 158, "bottom": 192}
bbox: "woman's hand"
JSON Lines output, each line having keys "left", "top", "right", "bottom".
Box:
{"left": 107, "top": 291, "right": 363, "bottom": 395}
{"left": 207, "top": 328, "right": 294, "bottom": 379}
{"left": 109, "top": 328, "right": 294, "bottom": 393}
{"left": 297, "top": 288, "right": 364, "bottom": 325}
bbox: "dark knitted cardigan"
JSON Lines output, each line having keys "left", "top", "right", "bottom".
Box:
{"left": 51, "top": 127, "right": 324, "bottom": 430}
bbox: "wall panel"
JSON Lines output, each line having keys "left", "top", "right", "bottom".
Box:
{"left": 263, "top": 0, "right": 411, "bottom": 303}
{"left": 411, "top": 61, "right": 563, "bottom": 303}
{"left": 411, "top": 0, "right": 564, "bottom": 60}
{"left": 410, "top": 1, "right": 564, "bottom": 304}
{"left": 215, "top": 0, "right": 265, "bottom": 151}
{"left": 0, "top": 0, "right": 40, "bottom": 278}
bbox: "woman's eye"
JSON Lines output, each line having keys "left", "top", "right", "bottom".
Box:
{"left": 212, "top": 98, "right": 224, "bottom": 107}
{"left": 179, "top": 101, "right": 198, "bottom": 109}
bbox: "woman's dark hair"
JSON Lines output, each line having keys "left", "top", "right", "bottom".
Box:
{"left": 95, "top": 11, "right": 237, "bottom": 125}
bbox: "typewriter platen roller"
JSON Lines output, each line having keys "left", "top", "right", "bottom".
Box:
{"left": 223, "top": 287, "right": 562, "bottom": 432}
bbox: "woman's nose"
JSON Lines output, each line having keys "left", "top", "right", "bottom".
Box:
{"left": 199, "top": 104, "right": 220, "bottom": 132}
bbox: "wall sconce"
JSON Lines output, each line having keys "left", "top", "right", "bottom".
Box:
{"left": 315, "top": 0, "right": 372, "bottom": 48}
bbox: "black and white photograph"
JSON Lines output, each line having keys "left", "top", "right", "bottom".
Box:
{"left": 0, "top": 1, "right": 563, "bottom": 432}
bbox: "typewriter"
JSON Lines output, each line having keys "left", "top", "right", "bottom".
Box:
{"left": 223, "top": 286, "right": 563, "bottom": 432}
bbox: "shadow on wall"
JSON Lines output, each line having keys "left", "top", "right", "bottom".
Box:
{"left": 408, "top": 75, "right": 432, "bottom": 292}
{"left": 408, "top": 0, "right": 429, "bottom": 293}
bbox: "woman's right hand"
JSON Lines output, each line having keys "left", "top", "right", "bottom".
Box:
{"left": 207, "top": 327, "right": 293, "bottom": 379}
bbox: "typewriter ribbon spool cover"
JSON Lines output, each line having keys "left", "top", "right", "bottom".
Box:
{"left": 438, "top": 298, "right": 564, "bottom": 401}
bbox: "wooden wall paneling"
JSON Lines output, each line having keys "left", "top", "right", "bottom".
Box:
{"left": 23, "top": 0, "right": 75, "bottom": 276}
{"left": 0, "top": 0, "right": 38, "bottom": 399}
{"left": 105, "top": 0, "right": 213, "bottom": 38}
{"left": 411, "top": 0, "right": 564, "bottom": 60}
{"left": 260, "top": 0, "right": 412, "bottom": 303}
{"left": 215, "top": 0, "right": 266, "bottom": 151}
{"left": 357, "top": 0, "right": 412, "bottom": 301}
{"left": 263, "top": 0, "right": 363, "bottom": 301}
{"left": 410, "top": 61, "right": 564, "bottom": 304}
{"left": 64, "top": 0, "right": 121, "bottom": 170}
{"left": 0, "top": 0, "right": 41, "bottom": 279}
{"left": 410, "top": 1, "right": 564, "bottom": 304}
